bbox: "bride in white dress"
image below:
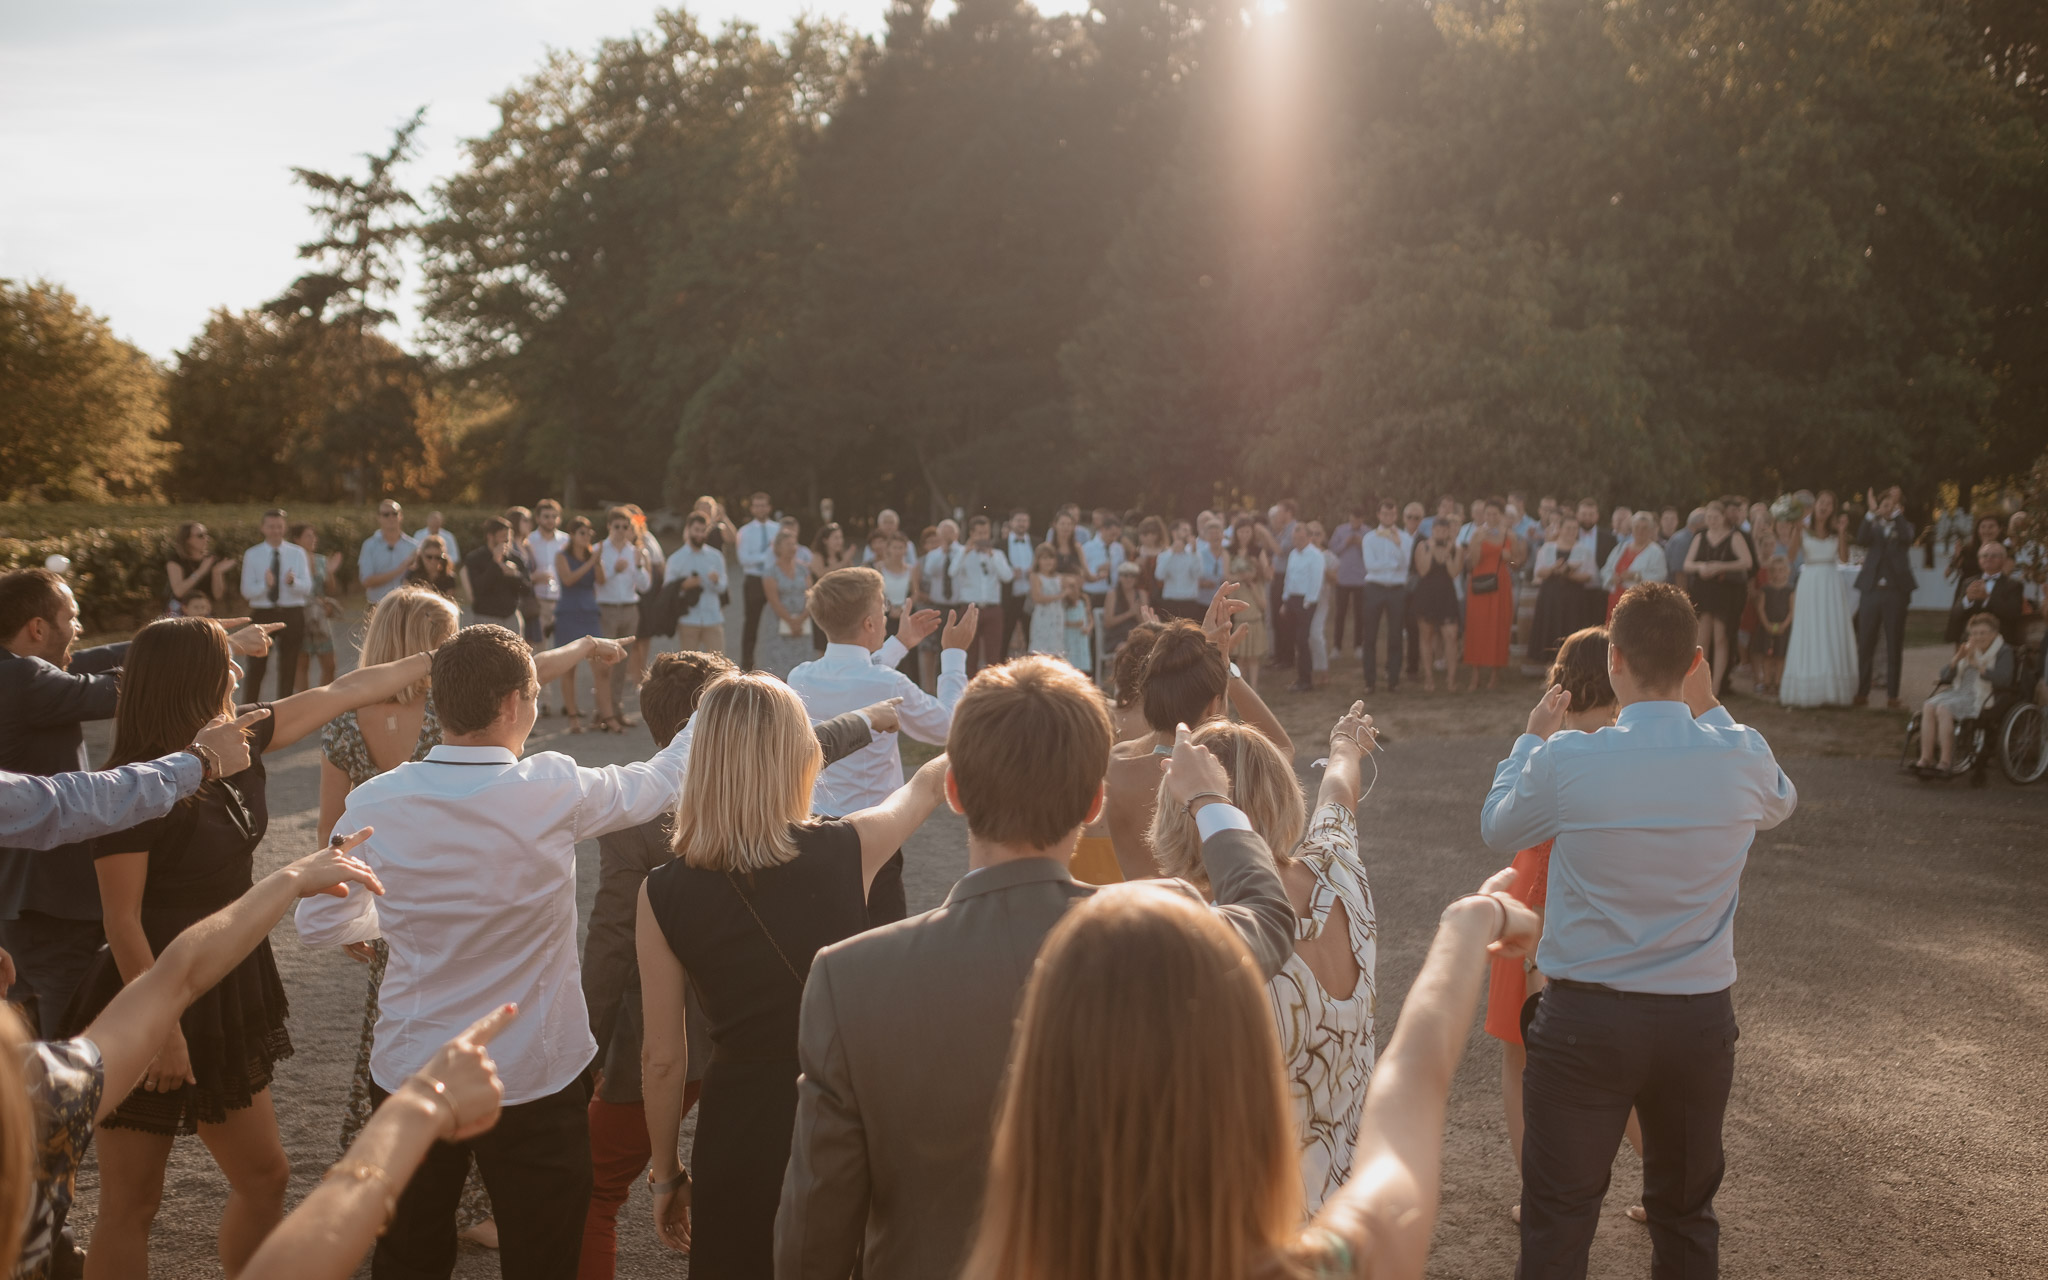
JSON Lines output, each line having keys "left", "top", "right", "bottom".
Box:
{"left": 1780, "top": 490, "right": 1858, "bottom": 707}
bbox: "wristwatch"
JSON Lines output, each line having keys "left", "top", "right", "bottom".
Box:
{"left": 648, "top": 1168, "right": 691, "bottom": 1195}
{"left": 1229, "top": 662, "right": 1242, "bottom": 680}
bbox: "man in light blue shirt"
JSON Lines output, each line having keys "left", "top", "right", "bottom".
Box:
{"left": 664, "top": 512, "right": 728, "bottom": 654}
{"left": 1481, "top": 581, "right": 1795, "bottom": 1278}
{"left": 359, "top": 499, "right": 420, "bottom": 606}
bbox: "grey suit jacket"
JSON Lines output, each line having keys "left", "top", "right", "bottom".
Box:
{"left": 774, "top": 826, "right": 1293, "bottom": 1280}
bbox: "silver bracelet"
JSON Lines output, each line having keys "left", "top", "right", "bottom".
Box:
{"left": 1182, "top": 790, "right": 1230, "bottom": 816}
{"left": 648, "top": 1168, "right": 691, "bottom": 1195}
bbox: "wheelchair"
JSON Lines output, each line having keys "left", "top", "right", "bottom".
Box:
{"left": 1899, "top": 638, "right": 2046, "bottom": 786}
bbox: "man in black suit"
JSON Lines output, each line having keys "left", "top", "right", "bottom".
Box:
{"left": 0, "top": 568, "right": 130, "bottom": 1037}
{"left": 1950, "top": 541, "right": 2027, "bottom": 648}
{"left": 1853, "top": 486, "right": 1917, "bottom": 709}
{"left": 0, "top": 569, "right": 273, "bottom": 1035}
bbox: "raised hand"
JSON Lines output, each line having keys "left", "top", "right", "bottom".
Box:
{"left": 858, "top": 697, "right": 904, "bottom": 735}
{"left": 1477, "top": 867, "right": 1542, "bottom": 958}
{"left": 407, "top": 1004, "right": 517, "bottom": 1142}
{"left": 1330, "top": 701, "right": 1377, "bottom": 755}
{"left": 192, "top": 706, "right": 270, "bottom": 776}
{"left": 940, "top": 605, "right": 980, "bottom": 651}
{"left": 898, "top": 607, "right": 942, "bottom": 650}
{"left": 287, "top": 829, "right": 384, "bottom": 900}
{"left": 589, "top": 638, "right": 628, "bottom": 667}
{"left": 227, "top": 621, "right": 286, "bottom": 657}
{"left": 1525, "top": 684, "right": 1568, "bottom": 739}
{"left": 1160, "top": 722, "right": 1230, "bottom": 812}
{"left": 1681, "top": 646, "right": 1719, "bottom": 718}
{"left": 1201, "top": 584, "right": 1249, "bottom": 659}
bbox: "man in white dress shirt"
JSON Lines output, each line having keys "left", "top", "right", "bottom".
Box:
{"left": 733, "top": 491, "right": 779, "bottom": 670}
{"left": 412, "top": 510, "right": 459, "bottom": 564}
{"left": 665, "top": 511, "right": 728, "bottom": 654}
{"left": 1279, "top": 521, "right": 1325, "bottom": 692}
{"left": 788, "top": 567, "right": 976, "bottom": 925}
{"left": 297, "top": 624, "right": 645, "bottom": 1280}
{"left": 595, "top": 506, "right": 653, "bottom": 716}
{"left": 1001, "top": 509, "right": 1035, "bottom": 657}
{"left": 526, "top": 499, "right": 570, "bottom": 648}
{"left": 1358, "top": 499, "right": 1414, "bottom": 695}
{"left": 920, "top": 519, "right": 961, "bottom": 686}
{"left": 238, "top": 507, "right": 311, "bottom": 700}
{"left": 951, "top": 515, "right": 1014, "bottom": 675}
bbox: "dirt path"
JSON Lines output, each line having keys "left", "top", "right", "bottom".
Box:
{"left": 63, "top": 636, "right": 2046, "bottom": 1278}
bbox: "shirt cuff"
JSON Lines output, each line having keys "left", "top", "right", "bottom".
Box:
{"left": 165, "top": 751, "right": 205, "bottom": 795}
{"left": 940, "top": 647, "right": 968, "bottom": 675}
{"left": 1195, "top": 802, "right": 1253, "bottom": 841}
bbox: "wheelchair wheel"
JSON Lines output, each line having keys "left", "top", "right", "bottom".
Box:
{"left": 2001, "top": 702, "right": 2047, "bottom": 784}
{"left": 1900, "top": 714, "right": 1924, "bottom": 775}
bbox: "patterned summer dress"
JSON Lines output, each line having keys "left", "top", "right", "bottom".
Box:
{"left": 17, "top": 1037, "right": 103, "bottom": 1280}
{"left": 323, "top": 693, "right": 489, "bottom": 1227}
{"left": 1266, "top": 801, "right": 1378, "bottom": 1212}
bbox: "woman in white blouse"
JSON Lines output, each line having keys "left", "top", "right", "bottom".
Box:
{"left": 1148, "top": 702, "right": 1379, "bottom": 1211}
{"left": 1600, "top": 510, "right": 1669, "bottom": 620}
{"left": 1528, "top": 518, "right": 1602, "bottom": 663}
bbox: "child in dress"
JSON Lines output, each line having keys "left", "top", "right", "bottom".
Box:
{"left": 1752, "top": 556, "right": 1795, "bottom": 694}
{"left": 1027, "top": 545, "right": 1067, "bottom": 656}
{"left": 1062, "top": 574, "right": 1093, "bottom": 674}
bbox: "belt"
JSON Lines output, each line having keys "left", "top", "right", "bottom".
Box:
{"left": 1547, "top": 977, "right": 1730, "bottom": 1002}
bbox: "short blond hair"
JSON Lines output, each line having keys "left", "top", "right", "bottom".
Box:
{"left": 808, "top": 566, "right": 885, "bottom": 642}
{"left": 670, "top": 673, "right": 822, "bottom": 872}
{"left": 947, "top": 656, "right": 1112, "bottom": 850}
{"left": 1148, "top": 720, "right": 1304, "bottom": 890}
{"left": 358, "top": 588, "right": 462, "bottom": 705}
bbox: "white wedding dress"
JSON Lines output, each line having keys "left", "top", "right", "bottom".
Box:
{"left": 1780, "top": 530, "right": 1857, "bottom": 707}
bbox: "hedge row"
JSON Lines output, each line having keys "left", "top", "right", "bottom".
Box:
{"left": 0, "top": 505, "right": 604, "bottom": 632}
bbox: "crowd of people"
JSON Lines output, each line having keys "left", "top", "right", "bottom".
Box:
{"left": 9, "top": 471, "right": 2039, "bottom": 1280}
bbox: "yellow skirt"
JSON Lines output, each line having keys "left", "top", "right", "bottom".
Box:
{"left": 1069, "top": 836, "right": 1124, "bottom": 886}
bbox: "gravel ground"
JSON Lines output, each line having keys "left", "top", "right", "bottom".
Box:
{"left": 60, "top": 626, "right": 2046, "bottom": 1278}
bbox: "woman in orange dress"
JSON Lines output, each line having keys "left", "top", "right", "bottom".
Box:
{"left": 1462, "top": 497, "right": 1523, "bottom": 689}
{"left": 1485, "top": 626, "right": 1643, "bottom": 1223}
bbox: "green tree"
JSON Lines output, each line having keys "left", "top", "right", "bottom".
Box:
{"left": 423, "top": 12, "right": 854, "bottom": 508}
{"left": 0, "top": 280, "right": 167, "bottom": 500}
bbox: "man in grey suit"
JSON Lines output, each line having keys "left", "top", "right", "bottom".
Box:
{"left": 775, "top": 655, "right": 1295, "bottom": 1280}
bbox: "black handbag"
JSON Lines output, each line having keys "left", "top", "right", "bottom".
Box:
{"left": 1470, "top": 572, "right": 1500, "bottom": 595}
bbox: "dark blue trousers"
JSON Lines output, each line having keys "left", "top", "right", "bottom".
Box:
{"left": 1518, "top": 982, "right": 1738, "bottom": 1280}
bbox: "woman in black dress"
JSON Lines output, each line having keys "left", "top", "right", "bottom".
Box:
{"left": 1682, "top": 502, "right": 1754, "bottom": 696}
{"left": 70, "top": 617, "right": 433, "bottom": 1277}
{"left": 636, "top": 673, "right": 949, "bottom": 1276}
{"left": 1527, "top": 518, "right": 1601, "bottom": 664}
{"left": 1409, "top": 522, "right": 1463, "bottom": 692}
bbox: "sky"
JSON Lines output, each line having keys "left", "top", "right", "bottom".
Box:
{"left": 0, "top": 1, "right": 1078, "bottom": 361}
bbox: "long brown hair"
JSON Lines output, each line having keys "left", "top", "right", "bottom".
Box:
{"left": 105, "top": 617, "right": 235, "bottom": 768}
{"left": 962, "top": 886, "right": 1303, "bottom": 1280}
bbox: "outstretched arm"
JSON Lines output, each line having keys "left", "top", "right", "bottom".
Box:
{"left": 265, "top": 653, "right": 434, "bottom": 750}
{"left": 848, "top": 755, "right": 948, "bottom": 891}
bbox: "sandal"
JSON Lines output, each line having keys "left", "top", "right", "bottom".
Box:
{"left": 614, "top": 713, "right": 638, "bottom": 729}
{"left": 602, "top": 716, "right": 626, "bottom": 735}
{"left": 567, "top": 713, "right": 584, "bottom": 735}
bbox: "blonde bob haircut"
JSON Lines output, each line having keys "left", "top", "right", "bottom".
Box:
{"left": 358, "top": 587, "right": 461, "bottom": 705}
{"left": 669, "top": 673, "right": 823, "bottom": 872}
{"left": 1148, "top": 720, "right": 1304, "bottom": 892}
{"left": 961, "top": 886, "right": 1306, "bottom": 1280}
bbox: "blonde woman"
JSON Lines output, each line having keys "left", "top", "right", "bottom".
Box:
{"left": 1149, "top": 703, "right": 1380, "bottom": 1211}
{"left": 636, "top": 674, "right": 950, "bottom": 1276}
{"left": 961, "top": 860, "right": 1540, "bottom": 1280}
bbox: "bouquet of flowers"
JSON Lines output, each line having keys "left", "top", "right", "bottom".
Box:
{"left": 1768, "top": 493, "right": 1810, "bottom": 526}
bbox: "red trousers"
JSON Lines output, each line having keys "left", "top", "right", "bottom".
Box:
{"left": 577, "top": 1084, "right": 699, "bottom": 1280}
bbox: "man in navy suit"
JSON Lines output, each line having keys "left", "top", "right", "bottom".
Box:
{"left": 1853, "top": 486, "right": 1917, "bottom": 709}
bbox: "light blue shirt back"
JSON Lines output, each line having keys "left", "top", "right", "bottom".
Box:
{"left": 1480, "top": 702, "right": 1797, "bottom": 994}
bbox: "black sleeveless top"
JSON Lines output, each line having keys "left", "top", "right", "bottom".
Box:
{"left": 643, "top": 819, "right": 866, "bottom": 1064}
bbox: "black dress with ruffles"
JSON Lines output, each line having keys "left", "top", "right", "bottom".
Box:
{"left": 65, "top": 706, "right": 291, "bottom": 1134}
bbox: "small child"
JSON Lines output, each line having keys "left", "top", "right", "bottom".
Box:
{"left": 1062, "top": 574, "right": 1092, "bottom": 674}
{"left": 180, "top": 591, "right": 213, "bottom": 618}
{"left": 1752, "top": 556, "right": 1794, "bottom": 694}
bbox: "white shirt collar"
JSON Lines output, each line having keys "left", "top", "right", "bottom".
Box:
{"left": 424, "top": 744, "right": 519, "bottom": 764}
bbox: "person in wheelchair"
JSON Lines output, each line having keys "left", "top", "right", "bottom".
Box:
{"left": 1945, "top": 540, "right": 2027, "bottom": 648}
{"left": 1911, "top": 611, "right": 2016, "bottom": 777}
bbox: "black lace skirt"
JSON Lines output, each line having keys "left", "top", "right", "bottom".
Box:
{"left": 63, "top": 908, "right": 292, "bottom": 1135}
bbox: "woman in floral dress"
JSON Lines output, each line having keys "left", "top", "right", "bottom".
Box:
{"left": 1147, "top": 702, "right": 1380, "bottom": 1210}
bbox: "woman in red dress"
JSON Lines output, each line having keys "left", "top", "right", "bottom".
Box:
{"left": 1484, "top": 626, "right": 1644, "bottom": 1223}
{"left": 1462, "top": 498, "right": 1524, "bottom": 689}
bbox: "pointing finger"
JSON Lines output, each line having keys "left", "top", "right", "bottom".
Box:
{"left": 460, "top": 1003, "right": 521, "bottom": 1048}
{"left": 232, "top": 707, "right": 272, "bottom": 729}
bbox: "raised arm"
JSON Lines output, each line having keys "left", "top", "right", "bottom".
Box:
{"left": 166, "top": 555, "right": 212, "bottom": 599}
{"left": 264, "top": 652, "right": 434, "bottom": 750}
{"left": 534, "top": 636, "right": 623, "bottom": 686}
{"left": 847, "top": 755, "right": 948, "bottom": 892}
{"left": 1160, "top": 725, "right": 1293, "bottom": 979}
{"left": 638, "top": 886, "right": 694, "bottom": 1255}
{"left": 239, "top": 1005, "right": 511, "bottom": 1280}
{"left": 1317, "top": 703, "right": 1373, "bottom": 814}
{"left": 1310, "top": 873, "right": 1538, "bottom": 1278}
{"left": 88, "top": 835, "right": 382, "bottom": 1124}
